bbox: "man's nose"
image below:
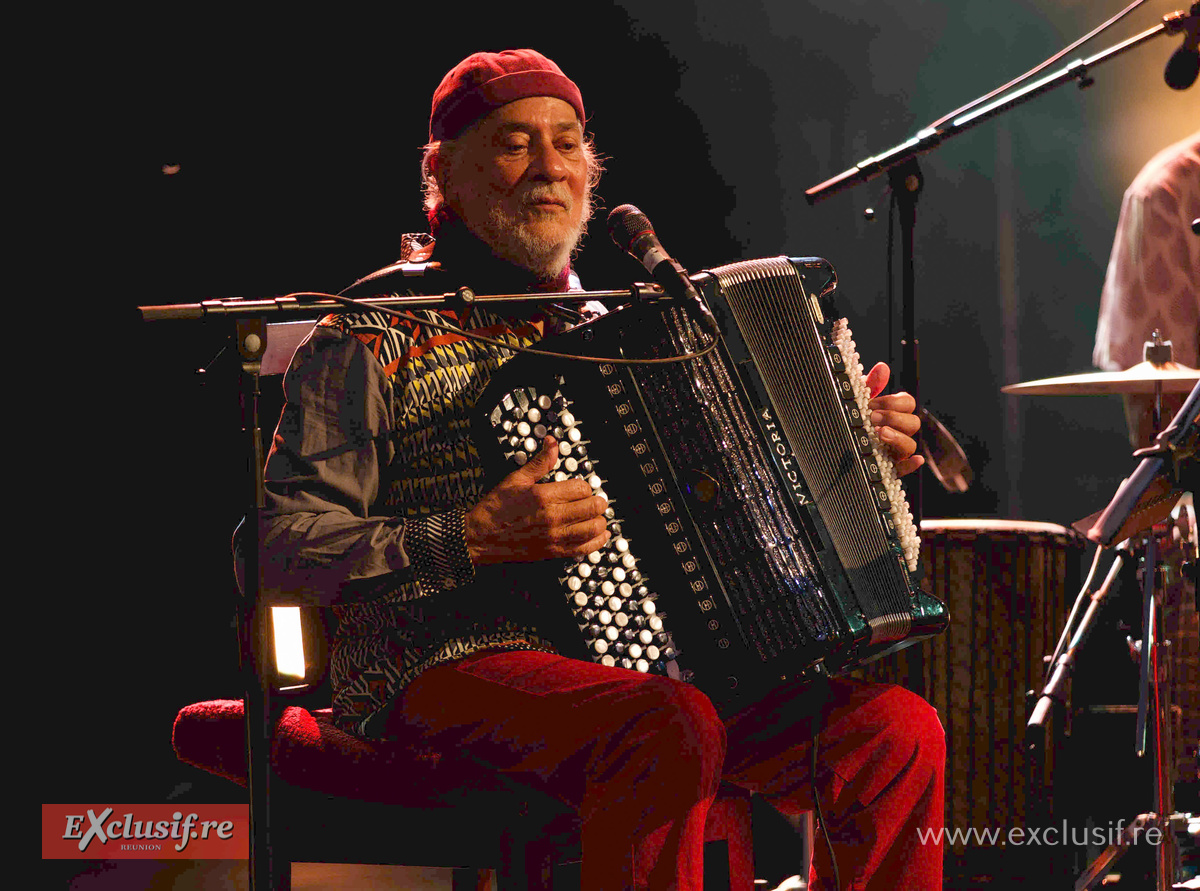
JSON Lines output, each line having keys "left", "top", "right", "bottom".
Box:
{"left": 528, "top": 140, "right": 568, "bottom": 180}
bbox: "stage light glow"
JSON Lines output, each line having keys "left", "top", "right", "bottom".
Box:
{"left": 271, "top": 606, "right": 306, "bottom": 679}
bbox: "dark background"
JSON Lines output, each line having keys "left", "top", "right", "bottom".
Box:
{"left": 47, "top": 0, "right": 1194, "bottom": 862}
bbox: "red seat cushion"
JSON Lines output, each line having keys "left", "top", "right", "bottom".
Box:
{"left": 173, "top": 699, "right": 473, "bottom": 805}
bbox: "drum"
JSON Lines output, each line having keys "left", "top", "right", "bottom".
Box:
{"left": 849, "top": 519, "right": 1086, "bottom": 851}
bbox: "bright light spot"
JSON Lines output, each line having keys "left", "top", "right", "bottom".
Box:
{"left": 272, "top": 606, "right": 306, "bottom": 679}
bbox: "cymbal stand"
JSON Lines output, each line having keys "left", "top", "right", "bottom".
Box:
{"left": 1074, "top": 526, "right": 1182, "bottom": 891}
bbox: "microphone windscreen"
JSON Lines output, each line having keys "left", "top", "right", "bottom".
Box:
{"left": 1165, "top": 47, "right": 1199, "bottom": 90}
{"left": 607, "top": 204, "right": 654, "bottom": 253}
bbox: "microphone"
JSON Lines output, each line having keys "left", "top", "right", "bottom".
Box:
{"left": 607, "top": 204, "right": 705, "bottom": 308}
{"left": 1164, "top": 4, "right": 1200, "bottom": 89}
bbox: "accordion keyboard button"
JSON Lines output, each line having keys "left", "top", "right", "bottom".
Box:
{"left": 863, "top": 457, "right": 882, "bottom": 482}
{"left": 835, "top": 373, "right": 854, "bottom": 399}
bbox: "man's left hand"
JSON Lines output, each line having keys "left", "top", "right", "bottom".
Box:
{"left": 864, "top": 362, "right": 924, "bottom": 478}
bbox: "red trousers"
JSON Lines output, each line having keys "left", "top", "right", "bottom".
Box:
{"left": 393, "top": 650, "right": 943, "bottom": 890}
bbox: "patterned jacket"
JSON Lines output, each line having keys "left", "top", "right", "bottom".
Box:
{"left": 260, "top": 218, "right": 592, "bottom": 737}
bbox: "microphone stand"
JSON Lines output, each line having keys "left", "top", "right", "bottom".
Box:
{"left": 804, "top": 3, "right": 1199, "bottom": 528}
{"left": 1044, "top": 383, "right": 1197, "bottom": 890}
{"left": 137, "top": 281, "right": 659, "bottom": 891}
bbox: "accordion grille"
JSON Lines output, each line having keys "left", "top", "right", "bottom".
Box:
{"left": 708, "top": 258, "right": 914, "bottom": 642}
{"left": 630, "top": 305, "right": 840, "bottom": 657}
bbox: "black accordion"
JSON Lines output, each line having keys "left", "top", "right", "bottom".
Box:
{"left": 473, "top": 256, "right": 947, "bottom": 711}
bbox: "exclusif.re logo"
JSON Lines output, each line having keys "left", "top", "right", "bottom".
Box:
{"left": 42, "top": 804, "right": 247, "bottom": 859}
{"left": 63, "top": 808, "right": 233, "bottom": 853}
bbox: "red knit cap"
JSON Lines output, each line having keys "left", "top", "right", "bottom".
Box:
{"left": 429, "top": 49, "right": 585, "bottom": 141}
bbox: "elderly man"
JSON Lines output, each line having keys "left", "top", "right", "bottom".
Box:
{"left": 259, "top": 49, "right": 943, "bottom": 890}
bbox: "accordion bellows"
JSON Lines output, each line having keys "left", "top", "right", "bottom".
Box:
{"left": 473, "top": 256, "right": 948, "bottom": 711}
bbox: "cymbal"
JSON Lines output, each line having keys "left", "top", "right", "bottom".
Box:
{"left": 1002, "top": 361, "right": 1200, "bottom": 396}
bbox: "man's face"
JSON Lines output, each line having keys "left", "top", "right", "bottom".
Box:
{"left": 436, "top": 96, "right": 589, "bottom": 278}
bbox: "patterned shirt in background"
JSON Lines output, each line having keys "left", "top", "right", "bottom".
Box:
{"left": 1094, "top": 131, "right": 1200, "bottom": 371}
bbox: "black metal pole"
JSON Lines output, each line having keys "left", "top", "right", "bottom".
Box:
{"left": 888, "top": 160, "right": 924, "bottom": 527}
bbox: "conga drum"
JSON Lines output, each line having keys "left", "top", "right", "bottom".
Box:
{"left": 849, "top": 519, "right": 1086, "bottom": 852}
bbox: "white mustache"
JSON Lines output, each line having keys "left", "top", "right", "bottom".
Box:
{"left": 521, "top": 188, "right": 570, "bottom": 208}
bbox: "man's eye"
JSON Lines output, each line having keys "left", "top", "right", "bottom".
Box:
{"left": 503, "top": 142, "right": 528, "bottom": 154}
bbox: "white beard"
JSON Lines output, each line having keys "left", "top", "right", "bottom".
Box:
{"left": 455, "top": 188, "right": 592, "bottom": 280}
{"left": 486, "top": 204, "right": 583, "bottom": 279}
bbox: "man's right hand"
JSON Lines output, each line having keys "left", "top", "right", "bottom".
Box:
{"left": 464, "top": 435, "right": 610, "bottom": 565}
